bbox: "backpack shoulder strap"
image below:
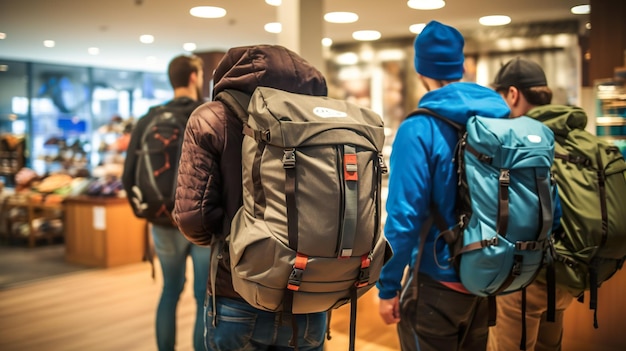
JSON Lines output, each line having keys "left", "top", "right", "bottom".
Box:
{"left": 214, "top": 89, "right": 252, "bottom": 124}
{"left": 408, "top": 107, "right": 465, "bottom": 133}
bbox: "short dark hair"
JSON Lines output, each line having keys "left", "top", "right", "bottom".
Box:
{"left": 495, "top": 85, "right": 553, "bottom": 106}
{"left": 167, "top": 55, "right": 203, "bottom": 89}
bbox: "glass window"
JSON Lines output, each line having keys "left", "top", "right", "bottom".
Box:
{"left": 90, "top": 68, "right": 170, "bottom": 167}
{"left": 30, "top": 63, "right": 91, "bottom": 176}
{"left": 0, "top": 60, "right": 29, "bottom": 186}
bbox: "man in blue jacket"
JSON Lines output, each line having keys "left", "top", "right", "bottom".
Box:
{"left": 376, "top": 20, "right": 511, "bottom": 351}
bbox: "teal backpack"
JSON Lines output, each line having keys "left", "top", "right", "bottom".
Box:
{"left": 408, "top": 109, "right": 558, "bottom": 348}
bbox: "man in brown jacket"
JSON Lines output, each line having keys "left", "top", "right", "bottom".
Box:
{"left": 174, "top": 45, "right": 328, "bottom": 350}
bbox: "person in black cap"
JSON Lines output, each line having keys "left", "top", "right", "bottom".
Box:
{"left": 488, "top": 57, "right": 574, "bottom": 351}
{"left": 491, "top": 57, "right": 553, "bottom": 117}
{"left": 376, "top": 20, "right": 511, "bottom": 351}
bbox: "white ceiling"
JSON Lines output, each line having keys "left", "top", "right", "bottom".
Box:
{"left": 0, "top": 0, "right": 589, "bottom": 72}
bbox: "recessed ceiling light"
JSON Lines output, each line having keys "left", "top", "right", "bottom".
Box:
{"left": 140, "top": 34, "right": 154, "bottom": 44}
{"left": 183, "top": 42, "right": 197, "bottom": 51}
{"left": 409, "top": 23, "right": 427, "bottom": 34}
{"left": 88, "top": 47, "right": 100, "bottom": 55}
{"left": 265, "top": 0, "right": 281, "bottom": 6}
{"left": 190, "top": 6, "right": 226, "bottom": 18}
{"left": 264, "top": 22, "right": 282, "bottom": 33}
{"left": 0, "top": 33, "right": 6, "bottom": 40}
{"left": 479, "top": 15, "right": 511, "bottom": 26}
{"left": 322, "top": 38, "right": 333, "bottom": 47}
{"left": 407, "top": 0, "right": 445, "bottom": 10}
{"left": 352, "top": 30, "right": 381, "bottom": 41}
{"left": 324, "top": 12, "right": 359, "bottom": 24}
{"left": 335, "top": 52, "right": 359, "bottom": 65}
{"left": 43, "top": 40, "right": 55, "bottom": 48}
{"left": 571, "top": 5, "right": 590, "bottom": 15}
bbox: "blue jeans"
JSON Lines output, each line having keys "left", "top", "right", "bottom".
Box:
{"left": 152, "top": 224, "right": 211, "bottom": 351}
{"left": 204, "top": 296, "right": 327, "bottom": 351}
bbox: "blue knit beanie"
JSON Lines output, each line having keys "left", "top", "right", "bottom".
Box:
{"left": 414, "top": 20, "right": 465, "bottom": 80}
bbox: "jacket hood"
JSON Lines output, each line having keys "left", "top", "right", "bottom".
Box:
{"left": 526, "top": 104, "right": 588, "bottom": 138}
{"left": 418, "top": 82, "right": 510, "bottom": 124}
{"left": 212, "top": 45, "right": 328, "bottom": 98}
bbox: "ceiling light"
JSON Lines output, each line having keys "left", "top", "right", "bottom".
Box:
{"left": 43, "top": 40, "right": 55, "bottom": 48}
{"left": 88, "top": 47, "right": 100, "bottom": 55}
{"left": 377, "top": 49, "right": 406, "bottom": 61}
{"left": 183, "top": 42, "right": 197, "bottom": 51}
{"left": 407, "top": 0, "right": 445, "bottom": 10}
{"left": 352, "top": 30, "right": 381, "bottom": 41}
{"left": 322, "top": 38, "right": 333, "bottom": 47}
{"left": 265, "top": 0, "right": 281, "bottom": 6}
{"left": 190, "top": 6, "right": 227, "bottom": 18}
{"left": 335, "top": 52, "right": 359, "bottom": 65}
{"left": 571, "top": 5, "right": 590, "bottom": 15}
{"left": 264, "top": 22, "right": 282, "bottom": 33}
{"left": 479, "top": 15, "right": 511, "bottom": 26}
{"left": 140, "top": 34, "right": 154, "bottom": 44}
{"left": 409, "top": 23, "right": 426, "bottom": 34}
{"left": 324, "top": 12, "right": 359, "bottom": 24}
{"left": 0, "top": 33, "right": 6, "bottom": 40}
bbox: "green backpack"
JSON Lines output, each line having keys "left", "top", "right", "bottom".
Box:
{"left": 528, "top": 104, "right": 626, "bottom": 327}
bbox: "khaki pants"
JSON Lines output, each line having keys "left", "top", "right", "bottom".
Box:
{"left": 488, "top": 279, "right": 573, "bottom": 351}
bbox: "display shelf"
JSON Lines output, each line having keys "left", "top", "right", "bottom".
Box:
{"left": 595, "top": 79, "right": 626, "bottom": 157}
{"left": 1, "top": 193, "right": 64, "bottom": 247}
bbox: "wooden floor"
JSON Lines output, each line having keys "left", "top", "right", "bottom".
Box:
{"left": 0, "top": 258, "right": 401, "bottom": 351}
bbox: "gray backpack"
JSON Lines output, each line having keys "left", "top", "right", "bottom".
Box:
{"left": 224, "top": 86, "right": 392, "bottom": 350}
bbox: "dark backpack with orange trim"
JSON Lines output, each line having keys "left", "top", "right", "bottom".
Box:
{"left": 125, "top": 98, "right": 201, "bottom": 226}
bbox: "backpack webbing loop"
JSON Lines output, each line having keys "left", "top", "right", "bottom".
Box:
{"left": 596, "top": 150, "right": 609, "bottom": 247}
{"left": 497, "top": 169, "right": 511, "bottom": 236}
{"left": 520, "top": 287, "right": 528, "bottom": 350}
{"left": 339, "top": 144, "right": 358, "bottom": 258}
{"left": 284, "top": 148, "right": 298, "bottom": 251}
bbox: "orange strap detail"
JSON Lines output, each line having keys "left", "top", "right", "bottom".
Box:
{"left": 344, "top": 154, "right": 358, "bottom": 181}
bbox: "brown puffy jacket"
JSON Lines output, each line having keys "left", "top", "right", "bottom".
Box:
{"left": 174, "top": 45, "right": 327, "bottom": 299}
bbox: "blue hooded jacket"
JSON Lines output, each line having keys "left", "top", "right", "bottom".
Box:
{"left": 377, "top": 81, "right": 511, "bottom": 299}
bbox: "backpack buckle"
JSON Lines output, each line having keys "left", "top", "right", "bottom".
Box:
{"left": 282, "top": 149, "right": 296, "bottom": 169}
{"left": 355, "top": 253, "right": 372, "bottom": 287}
{"left": 287, "top": 268, "right": 304, "bottom": 291}
{"left": 499, "top": 170, "right": 510, "bottom": 185}
{"left": 355, "top": 269, "right": 370, "bottom": 288}
{"left": 486, "top": 236, "right": 499, "bottom": 247}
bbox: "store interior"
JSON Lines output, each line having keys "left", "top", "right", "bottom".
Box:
{"left": 1, "top": 1, "right": 626, "bottom": 350}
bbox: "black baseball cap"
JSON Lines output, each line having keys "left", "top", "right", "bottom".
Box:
{"left": 492, "top": 57, "right": 547, "bottom": 90}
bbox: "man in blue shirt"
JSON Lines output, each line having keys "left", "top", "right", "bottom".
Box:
{"left": 376, "top": 20, "right": 511, "bottom": 351}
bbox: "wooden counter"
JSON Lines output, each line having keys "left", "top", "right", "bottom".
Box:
{"left": 562, "top": 267, "right": 626, "bottom": 351}
{"left": 64, "top": 195, "right": 146, "bottom": 268}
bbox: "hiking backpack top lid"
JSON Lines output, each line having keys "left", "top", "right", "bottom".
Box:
{"left": 128, "top": 100, "right": 197, "bottom": 226}
{"left": 228, "top": 86, "right": 392, "bottom": 314}
{"left": 528, "top": 104, "right": 626, "bottom": 298}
